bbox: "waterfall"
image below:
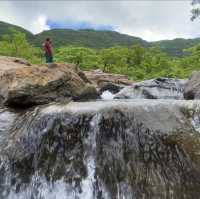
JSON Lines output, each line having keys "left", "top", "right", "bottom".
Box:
{"left": 0, "top": 100, "right": 200, "bottom": 198}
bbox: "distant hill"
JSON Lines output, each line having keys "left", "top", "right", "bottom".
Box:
{"left": 152, "top": 38, "right": 200, "bottom": 57}
{"left": 0, "top": 21, "right": 149, "bottom": 49}
{"left": 33, "top": 29, "right": 149, "bottom": 48}
{"left": 0, "top": 21, "right": 34, "bottom": 41}
{"left": 1, "top": 21, "right": 200, "bottom": 56}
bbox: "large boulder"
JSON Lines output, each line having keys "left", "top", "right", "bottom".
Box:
{"left": 0, "top": 56, "right": 31, "bottom": 70}
{"left": 184, "top": 71, "right": 200, "bottom": 99}
{"left": 0, "top": 56, "right": 98, "bottom": 107}
{"left": 115, "top": 77, "right": 187, "bottom": 99}
{"left": 84, "top": 69, "right": 133, "bottom": 93}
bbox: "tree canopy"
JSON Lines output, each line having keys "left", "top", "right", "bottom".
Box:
{"left": 0, "top": 28, "right": 42, "bottom": 64}
{"left": 0, "top": 28, "right": 200, "bottom": 81}
{"left": 191, "top": 0, "right": 200, "bottom": 20}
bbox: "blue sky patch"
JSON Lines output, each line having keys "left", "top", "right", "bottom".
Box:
{"left": 47, "top": 19, "right": 114, "bottom": 31}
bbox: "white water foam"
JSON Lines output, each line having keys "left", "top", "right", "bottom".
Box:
{"left": 6, "top": 114, "right": 110, "bottom": 199}
{"left": 101, "top": 91, "right": 115, "bottom": 100}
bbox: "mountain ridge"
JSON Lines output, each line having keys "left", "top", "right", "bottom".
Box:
{"left": 0, "top": 20, "right": 200, "bottom": 56}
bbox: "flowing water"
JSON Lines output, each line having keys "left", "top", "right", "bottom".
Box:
{"left": 0, "top": 99, "right": 200, "bottom": 198}
{"left": 101, "top": 91, "right": 115, "bottom": 100}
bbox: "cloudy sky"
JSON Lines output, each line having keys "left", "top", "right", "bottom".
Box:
{"left": 0, "top": 0, "right": 200, "bottom": 41}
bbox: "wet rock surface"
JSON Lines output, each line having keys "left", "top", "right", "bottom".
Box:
{"left": 1, "top": 100, "right": 200, "bottom": 198}
{"left": 115, "top": 78, "right": 187, "bottom": 100}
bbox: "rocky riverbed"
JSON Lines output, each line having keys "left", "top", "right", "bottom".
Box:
{"left": 0, "top": 56, "right": 200, "bottom": 199}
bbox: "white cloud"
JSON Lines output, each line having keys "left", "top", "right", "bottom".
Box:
{"left": 0, "top": 0, "right": 199, "bottom": 41}
{"left": 31, "top": 16, "right": 50, "bottom": 34}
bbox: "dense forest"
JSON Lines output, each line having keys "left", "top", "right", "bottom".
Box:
{"left": 0, "top": 27, "right": 200, "bottom": 80}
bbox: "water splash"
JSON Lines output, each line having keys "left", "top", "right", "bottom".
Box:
{"left": 101, "top": 91, "right": 115, "bottom": 100}
{"left": 7, "top": 159, "right": 97, "bottom": 199}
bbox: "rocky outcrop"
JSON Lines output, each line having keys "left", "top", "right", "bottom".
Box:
{"left": 1, "top": 100, "right": 200, "bottom": 198}
{"left": 84, "top": 69, "right": 133, "bottom": 93}
{"left": 0, "top": 56, "right": 98, "bottom": 107}
{"left": 184, "top": 71, "right": 200, "bottom": 99}
{"left": 115, "top": 77, "right": 187, "bottom": 99}
{"left": 0, "top": 56, "right": 31, "bottom": 70}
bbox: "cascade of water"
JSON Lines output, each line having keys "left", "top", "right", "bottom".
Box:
{"left": 0, "top": 100, "right": 200, "bottom": 198}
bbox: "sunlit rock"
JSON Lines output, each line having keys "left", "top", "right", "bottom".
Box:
{"left": 0, "top": 56, "right": 98, "bottom": 108}
{"left": 184, "top": 71, "right": 200, "bottom": 99}
{"left": 84, "top": 69, "right": 133, "bottom": 93}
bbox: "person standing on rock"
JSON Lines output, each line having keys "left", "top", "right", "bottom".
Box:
{"left": 43, "top": 38, "right": 53, "bottom": 63}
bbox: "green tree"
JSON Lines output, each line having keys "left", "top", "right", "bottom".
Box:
{"left": 127, "top": 44, "right": 145, "bottom": 67}
{"left": 55, "top": 46, "right": 100, "bottom": 70}
{"left": 0, "top": 28, "right": 42, "bottom": 63}
{"left": 100, "top": 47, "right": 128, "bottom": 72}
{"left": 172, "top": 44, "right": 200, "bottom": 78}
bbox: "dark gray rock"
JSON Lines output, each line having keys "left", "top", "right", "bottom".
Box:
{"left": 115, "top": 77, "right": 187, "bottom": 100}
{"left": 99, "top": 82, "right": 124, "bottom": 94}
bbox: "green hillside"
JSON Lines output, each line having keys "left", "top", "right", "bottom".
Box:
{"left": 0, "top": 21, "right": 34, "bottom": 41}
{"left": 1, "top": 21, "right": 200, "bottom": 56}
{"left": 33, "top": 29, "right": 149, "bottom": 48}
{"left": 152, "top": 38, "right": 200, "bottom": 57}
